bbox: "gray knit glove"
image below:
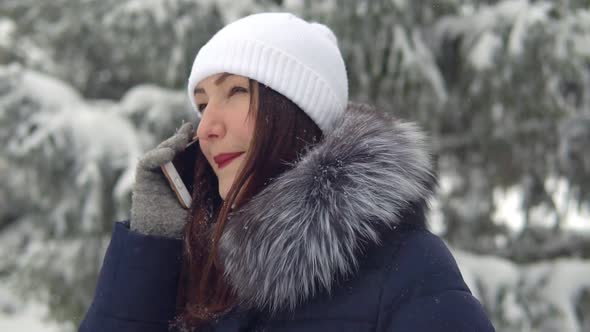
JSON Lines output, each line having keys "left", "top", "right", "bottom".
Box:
{"left": 130, "top": 122, "right": 194, "bottom": 239}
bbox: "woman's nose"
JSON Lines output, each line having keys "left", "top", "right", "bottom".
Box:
{"left": 196, "top": 106, "right": 225, "bottom": 140}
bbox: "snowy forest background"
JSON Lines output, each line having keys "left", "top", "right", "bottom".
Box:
{"left": 0, "top": 0, "right": 589, "bottom": 331}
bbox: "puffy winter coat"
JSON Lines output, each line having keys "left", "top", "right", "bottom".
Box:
{"left": 79, "top": 104, "right": 496, "bottom": 331}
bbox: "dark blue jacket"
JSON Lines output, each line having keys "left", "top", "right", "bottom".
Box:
{"left": 80, "top": 105, "right": 495, "bottom": 331}
{"left": 79, "top": 220, "right": 494, "bottom": 331}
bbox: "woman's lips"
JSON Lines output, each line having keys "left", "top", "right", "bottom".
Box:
{"left": 214, "top": 152, "right": 244, "bottom": 169}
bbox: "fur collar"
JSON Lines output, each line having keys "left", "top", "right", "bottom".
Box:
{"left": 219, "top": 103, "right": 437, "bottom": 314}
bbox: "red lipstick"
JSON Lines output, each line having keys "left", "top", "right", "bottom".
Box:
{"left": 214, "top": 152, "right": 244, "bottom": 169}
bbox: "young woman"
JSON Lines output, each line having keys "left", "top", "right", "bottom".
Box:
{"left": 80, "top": 12, "right": 495, "bottom": 332}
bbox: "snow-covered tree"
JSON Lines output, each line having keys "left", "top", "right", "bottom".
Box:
{"left": 431, "top": 0, "right": 590, "bottom": 245}
{"left": 1, "top": 0, "right": 224, "bottom": 98}
{"left": 0, "top": 63, "right": 195, "bottom": 324}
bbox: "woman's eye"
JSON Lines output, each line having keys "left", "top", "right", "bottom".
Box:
{"left": 229, "top": 86, "right": 248, "bottom": 96}
{"left": 197, "top": 103, "right": 207, "bottom": 112}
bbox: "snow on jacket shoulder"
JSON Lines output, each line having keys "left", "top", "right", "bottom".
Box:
{"left": 375, "top": 228, "right": 494, "bottom": 331}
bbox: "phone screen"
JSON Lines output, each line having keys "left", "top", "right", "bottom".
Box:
{"left": 171, "top": 140, "right": 199, "bottom": 195}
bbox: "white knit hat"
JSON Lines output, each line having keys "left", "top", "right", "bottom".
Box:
{"left": 187, "top": 12, "right": 348, "bottom": 133}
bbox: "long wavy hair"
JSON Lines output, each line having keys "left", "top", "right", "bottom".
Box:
{"left": 173, "top": 78, "right": 324, "bottom": 330}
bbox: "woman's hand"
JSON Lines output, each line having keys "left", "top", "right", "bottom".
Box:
{"left": 130, "top": 122, "right": 194, "bottom": 239}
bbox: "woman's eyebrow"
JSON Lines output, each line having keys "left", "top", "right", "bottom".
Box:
{"left": 214, "top": 72, "right": 232, "bottom": 85}
{"left": 194, "top": 73, "right": 233, "bottom": 95}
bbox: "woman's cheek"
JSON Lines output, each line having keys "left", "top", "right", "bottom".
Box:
{"left": 199, "top": 144, "right": 213, "bottom": 168}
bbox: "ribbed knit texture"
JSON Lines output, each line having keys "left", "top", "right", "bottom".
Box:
{"left": 187, "top": 12, "right": 348, "bottom": 133}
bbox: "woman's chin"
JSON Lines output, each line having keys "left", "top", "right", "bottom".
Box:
{"left": 218, "top": 180, "right": 232, "bottom": 200}
{"left": 218, "top": 187, "right": 227, "bottom": 201}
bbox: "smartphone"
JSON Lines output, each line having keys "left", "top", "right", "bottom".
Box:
{"left": 161, "top": 139, "right": 199, "bottom": 209}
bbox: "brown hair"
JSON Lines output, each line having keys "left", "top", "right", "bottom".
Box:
{"left": 173, "top": 79, "right": 324, "bottom": 330}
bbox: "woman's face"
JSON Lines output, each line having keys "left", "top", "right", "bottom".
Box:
{"left": 194, "top": 73, "right": 255, "bottom": 200}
